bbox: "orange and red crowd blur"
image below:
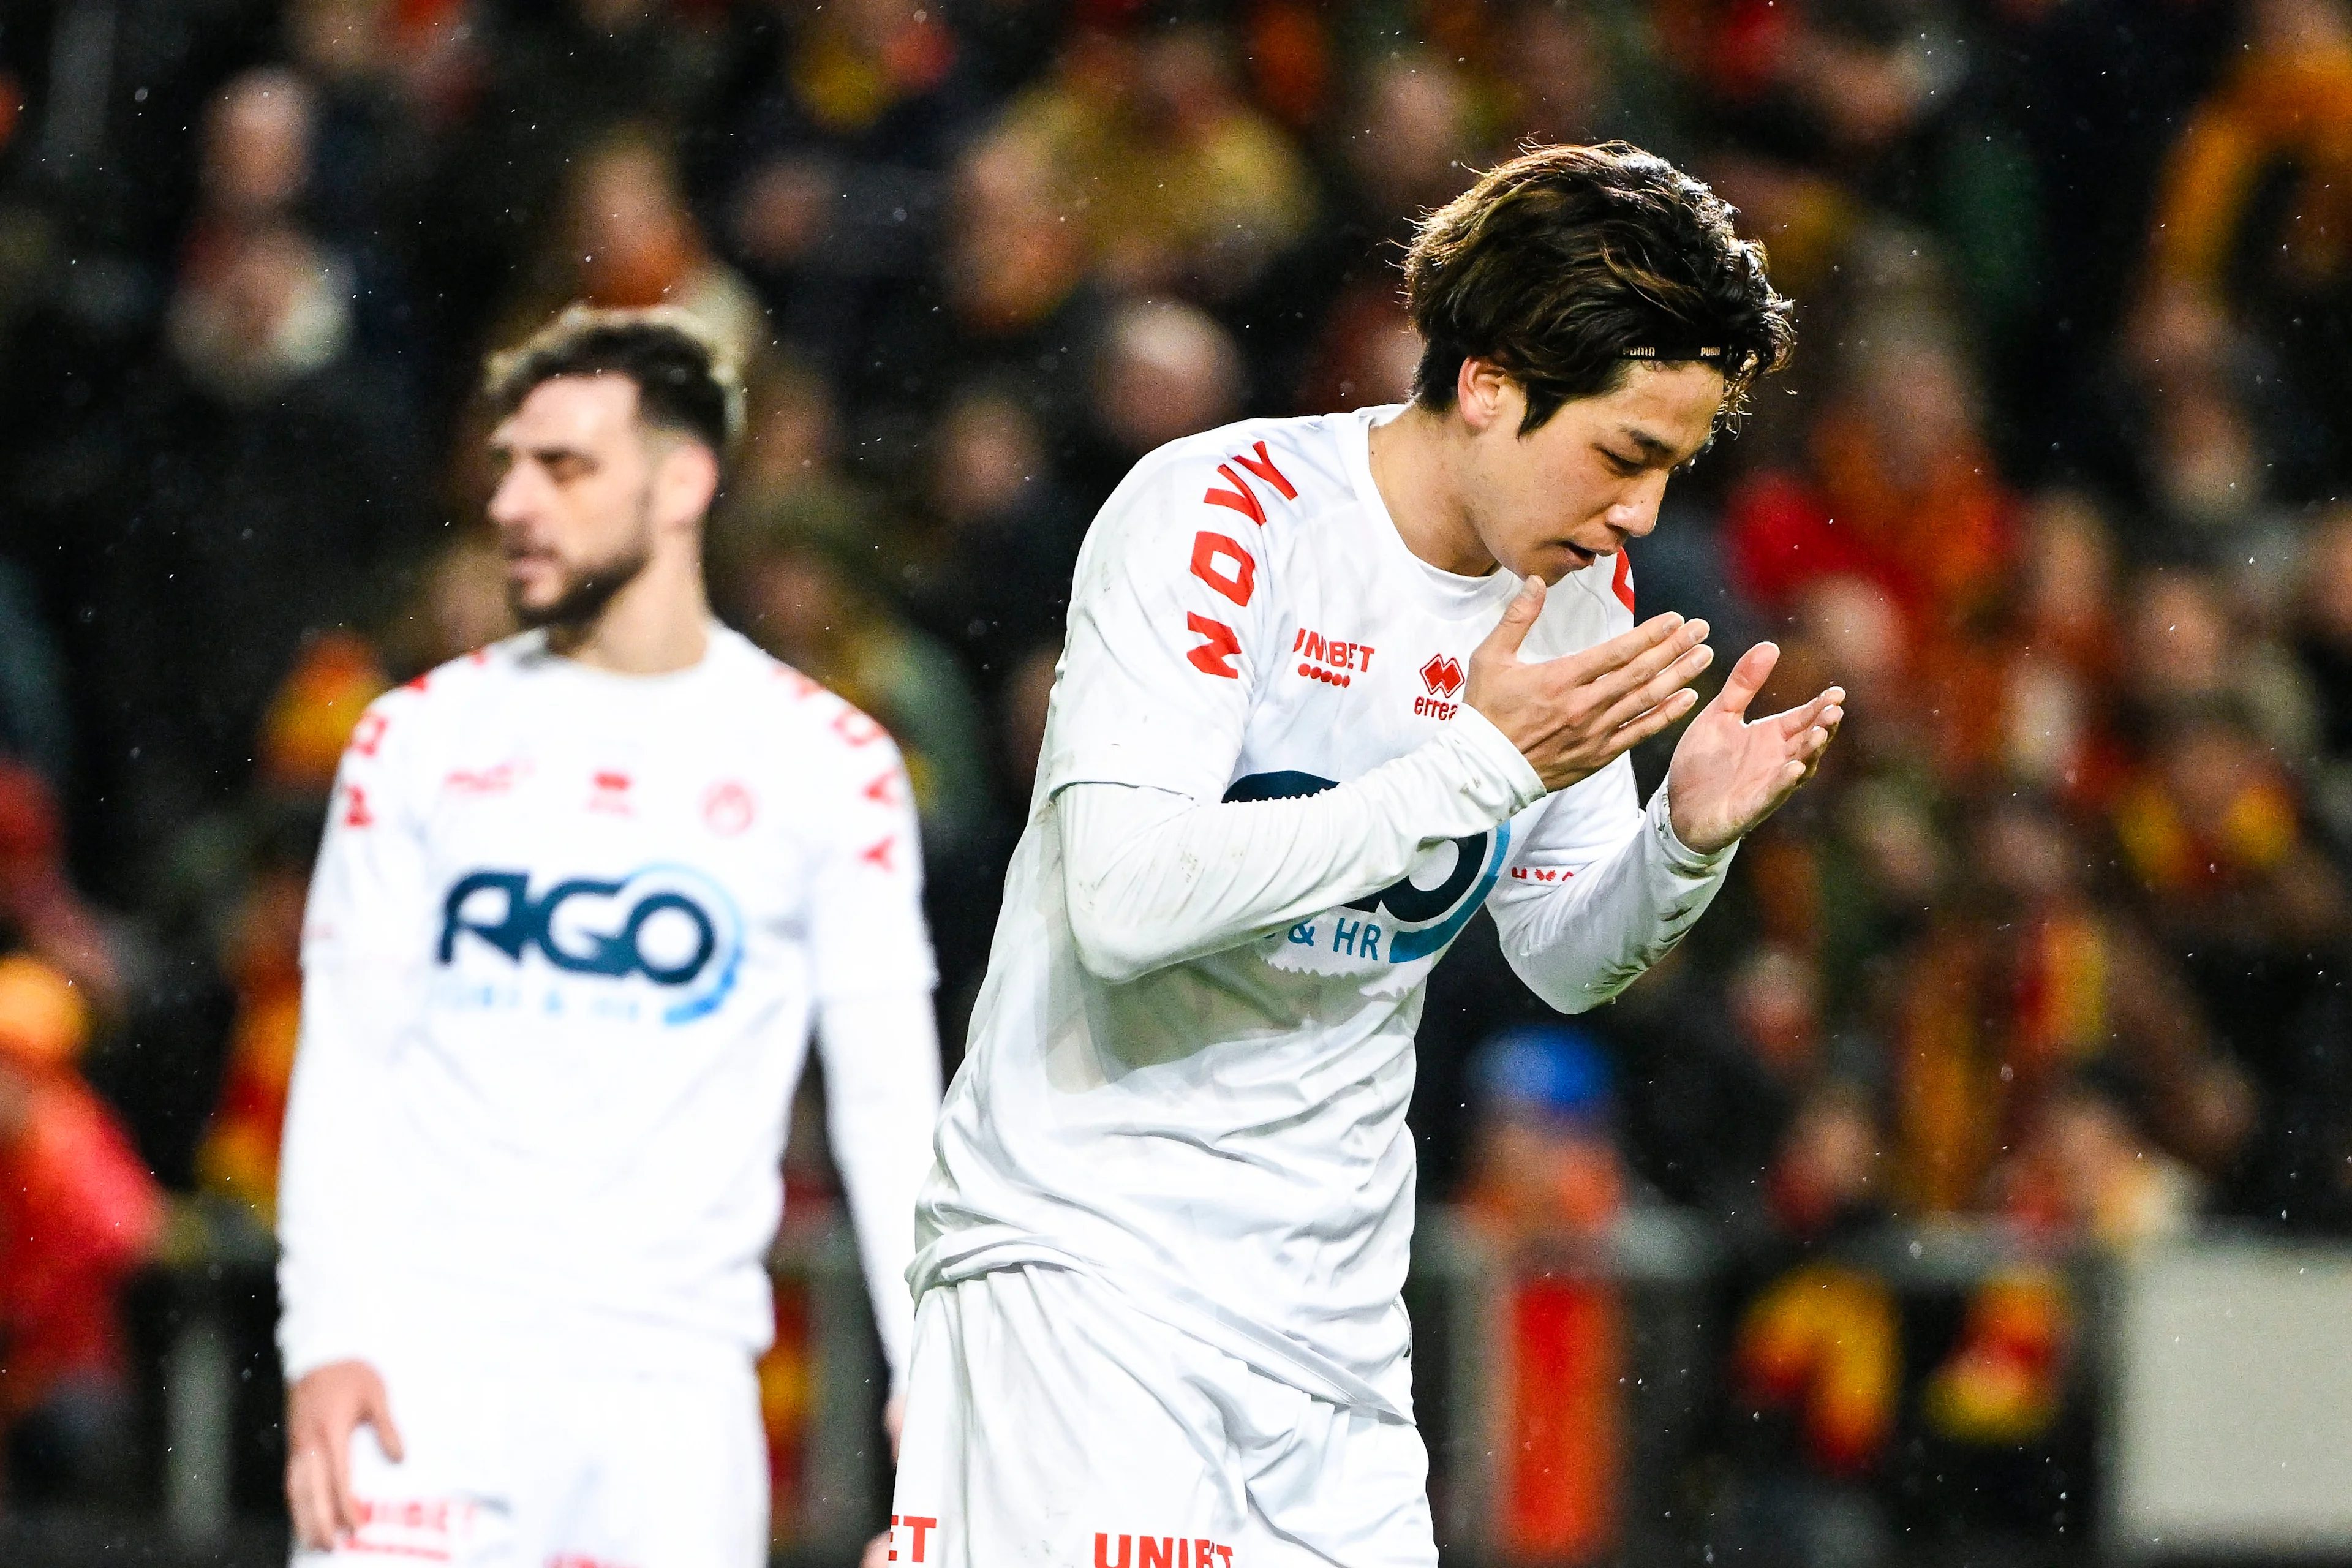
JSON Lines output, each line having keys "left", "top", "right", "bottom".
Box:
{"left": 0, "top": 0, "right": 2347, "bottom": 1552}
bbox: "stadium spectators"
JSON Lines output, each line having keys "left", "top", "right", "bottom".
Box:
{"left": 0, "top": 0, "right": 2347, "bottom": 1552}
{"left": 0, "top": 948, "right": 164, "bottom": 1507}
{"left": 496, "top": 123, "right": 772, "bottom": 374}
{"left": 1457, "top": 1026, "right": 1629, "bottom": 1565}
{"left": 0, "top": 564, "right": 71, "bottom": 796}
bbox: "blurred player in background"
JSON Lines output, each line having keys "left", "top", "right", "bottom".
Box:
{"left": 892, "top": 143, "right": 1836, "bottom": 1568}
{"left": 276, "top": 307, "right": 942, "bottom": 1566}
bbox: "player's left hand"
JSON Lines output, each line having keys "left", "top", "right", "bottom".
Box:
{"left": 1664, "top": 643, "right": 1842, "bottom": 855}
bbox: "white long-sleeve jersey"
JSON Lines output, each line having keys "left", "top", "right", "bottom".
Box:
{"left": 913, "top": 407, "right": 1733, "bottom": 1419}
{"left": 276, "top": 626, "right": 941, "bottom": 1387}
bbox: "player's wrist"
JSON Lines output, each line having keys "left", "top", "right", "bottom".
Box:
{"left": 1448, "top": 704, "right": 1547, "bottom": 811}
{"left": 1653, "top": 777, "right": 1737, "bottom": 867}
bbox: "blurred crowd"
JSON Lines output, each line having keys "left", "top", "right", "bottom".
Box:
{"left": 0, "top": 0, "right": 2349, "bottom": 1554}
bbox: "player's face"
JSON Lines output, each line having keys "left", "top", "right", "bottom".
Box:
{"left": 1461, "top": 361, "right": 1725, "bottom": 584}
{"left": 486, "top": 375, "right": 663, "bottom": 628}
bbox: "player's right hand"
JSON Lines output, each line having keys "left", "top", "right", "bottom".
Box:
{"left": 285, "top": 1359, "right": 404, "bottom": 1551}
{"left": 1465, "top": 574, "right": 1711, "bottom": 794}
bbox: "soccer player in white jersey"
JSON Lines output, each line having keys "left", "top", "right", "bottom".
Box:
{"left": 275, "top": 307, "right": 943, "bottom": 1566}
{"left": 887, "top": 143, "right": 1839, "bottom": 1567}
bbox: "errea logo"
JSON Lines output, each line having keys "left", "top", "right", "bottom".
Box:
{"left": 1415, "top": 654, "right": 1464, "bottom": 719}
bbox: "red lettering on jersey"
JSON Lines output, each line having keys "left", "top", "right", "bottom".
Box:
{"left": 776, "top": 666, "right": 823, "bottom": 700}
{"left": 1184, "top": 612, "right": 1242, "bottom": 679}
{"left": 1203, "top": 441, "right": 1296, "bottom": 525}
{"left": 901, "top": 1516, "right": 937, "bottom": 1563}
{"left": 402, "top": 671, "right": 431, "bottom": 693}
{"left": 1294, "top": 627, "right": 1373, "bottom": 673}
{"left": 342, "top": 783, "right": 374, "bottom": 827}
{"left": 1612, "top": 546, "right": 1635, "bottom": 613}
{"left": 445, "top": 761, "right": 525, "bottom": 796}
{"left": 1231, "top": 440, "right": 1297, "bottom": 500}
{"left": 1203, "top": 464, "right": 1265, "bottom": 526}
{"left": 350, "top": 711, "right": 389, "bottom": 758}
{"left": 1098, "top": 1531, "right": 1229, "bottom": 1568}
{"left": 862, "top": 769, "right": 902, "bottom": 805}
{"left": 1511, "top": 865, "right": 1570, "bottom": 882}
{"left": 346, "top": 1493, "right": 475, "bottom": 1560}
{"left": 832, "top": 707, "right": 886, "bottom": 747}
{"left": 1189, "top": 531, "right": 1256, "bottom": 607}
{"left": 859, "top": 836, "right": 897, "bottom": 870}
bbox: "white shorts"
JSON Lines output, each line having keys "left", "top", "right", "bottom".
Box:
{"left": 293, "top": 1353, "right": 767, "bottom": 1568}
{"left": 888, "top": 1265, "right": 1435, "bottom": 1568}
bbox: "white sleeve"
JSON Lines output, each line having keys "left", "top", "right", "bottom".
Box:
{"left": 802, "top": 723, "right": 940, "bottom": 1390}
{"left": 815, "top": 992, "right": 940, "bottom": 1392}
{"left": 1040, "top": 442, "right": 1280, "bottom": 802}
{"left": 276, "top": 690, "right": 433, "bottom": 1381}
{"left": 1057, "top": 706, "right": 1544, "bottom": 984}
{"left": 805, "top": 715, "right": 937, "bottom": 1004}
{"left": 1484, "top": 755, "right": 1736, "bottom": 1013}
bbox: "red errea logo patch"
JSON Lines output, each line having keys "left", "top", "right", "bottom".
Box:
{"left": 1415, "top": 654, "right": 1464, "bottom": 721}
{"left": 589, "top": 770, "right": 632, "bottom": 815}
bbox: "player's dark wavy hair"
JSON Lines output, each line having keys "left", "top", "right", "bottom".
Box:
{"left": 483, "top": 304, "right": 745, "bottom": 461}
{"left": 1404, "top": 143, "right": 1795, "bottom": 433}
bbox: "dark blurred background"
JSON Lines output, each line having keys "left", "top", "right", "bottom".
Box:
{"left": 0, "top": 0, "right": 2350, "bottom": 1561}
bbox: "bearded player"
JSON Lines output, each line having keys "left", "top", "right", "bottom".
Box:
{"left": 888, "top": 143, "right": 1837, "bottom": 1567}
{"left": 276, "top": 307, "right": 943, "bottom": 1565}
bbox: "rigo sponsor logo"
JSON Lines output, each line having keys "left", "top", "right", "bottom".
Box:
{"left": 435, "top": 863, "right": 743, "bottom": 1025}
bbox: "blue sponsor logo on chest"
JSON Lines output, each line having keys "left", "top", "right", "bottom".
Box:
{"left": 1223, "top": 771, "right": 1510, "bottom": 964}
{"left": 435, "top": 864, "right": 744, "bottom": 1024}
